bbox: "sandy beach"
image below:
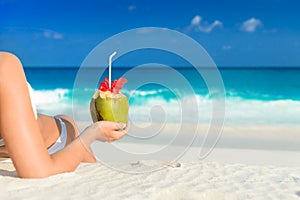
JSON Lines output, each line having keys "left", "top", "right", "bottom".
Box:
{"left": 1, "top": 122, "right": 300, "bottom": 200}
{"left": 1, "top": 142, "right": 300, "bottom": 200}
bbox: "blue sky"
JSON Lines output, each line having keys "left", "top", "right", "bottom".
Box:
{"left": 1, "top": 0, "right": 300, "bottom": 67}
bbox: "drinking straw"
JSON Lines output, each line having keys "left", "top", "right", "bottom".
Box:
{"left": 108, "top": 51, "right": 117, "bottom": 89}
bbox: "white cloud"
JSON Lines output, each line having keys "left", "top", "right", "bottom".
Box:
{"left": 53, "top": 32, "right": 63, "bottom": 39}
{"left": 43, "top": 30, "right": 63, "bottom": 39}
{"left": 191, "top": 15, "right": 202, "bottom": 26}
{"left": 128, "top": 5, "right": 136, "bottom": 11}
{"left": 188, "top": 15, "right": 223, "bottom": 33}
{"left": 222, "top": 45, "right": 232, "bottom": 50}
{"left": 240, "top": 18, "right": 263, "bottom": 32}
{"left": 199, "top": 20, "right": 223, "bottom": 33}
{"left": 3, "top": 26, "right": 64, "bottom": 40}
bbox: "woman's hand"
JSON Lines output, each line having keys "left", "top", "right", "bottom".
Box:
{"left": 79, "top": 121, "right": 129, "bottom": 150}
{"left": 92, "top": 121, "right": 129, "bottom": 142}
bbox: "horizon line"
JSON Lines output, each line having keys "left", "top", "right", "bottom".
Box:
{"left": 23, "top": 65, "right": 300, "bottom": 69}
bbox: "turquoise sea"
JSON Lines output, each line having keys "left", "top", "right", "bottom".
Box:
{"left": 24, "top": 66, "right": 300, "bottom": 126}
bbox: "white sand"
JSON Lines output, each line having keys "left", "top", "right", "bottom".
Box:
{"left": 1, "top": 144, "right": 300, "bottom": 200}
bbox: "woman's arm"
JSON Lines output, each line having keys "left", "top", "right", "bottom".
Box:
{"left": 0, "top": 52, "right": 127, "bottom": 178}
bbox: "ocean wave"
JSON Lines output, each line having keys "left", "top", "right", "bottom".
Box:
{"left": 30, "top": 88, "right": 73, "bottom": 116}
{"left": 127, "top": 94, "right": 300, "bottom": 125}
{"left": 32, "top": 88, "right": 71, "bottom": 105}
{"left": 31, "top": 88, "right": 300, "bottom": 125}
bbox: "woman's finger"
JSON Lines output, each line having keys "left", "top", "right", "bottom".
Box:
{"left": 110, "top": 121, "right": 123, "bottom": 131}
{"left": 111, "top": 130, "right": 127, "bottom": 140}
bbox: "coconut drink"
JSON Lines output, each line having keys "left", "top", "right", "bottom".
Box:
{"left": 90, "top": 51, "right": 129, "bottom": 127}
{"left": 90, "top": 77, "right": 128, "bottom": 124}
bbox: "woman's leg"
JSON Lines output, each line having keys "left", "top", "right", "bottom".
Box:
{"left": 0, "top": 114, "right": 90, "bottom": 160}
{"left": 0, "top": 52, "right": 90, "bottom": 177}
{"left": 0, "top": 52, "right": 127, "bottom": 178}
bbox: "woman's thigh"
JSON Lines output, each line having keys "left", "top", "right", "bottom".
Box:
{"left": 0, "top": 52, "right": 52, "bottom": 175}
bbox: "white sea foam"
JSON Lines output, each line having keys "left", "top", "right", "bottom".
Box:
{"left": 31, "top": 88, "right": 73, "bottom": 116}
{"left": 32, "top": 88, "right": 70, "bottom": 105}
{"left": 127, "top": 94, "right": 300, "bottom": 125}
{"left": 31, "top": 88, "right": 300, "bottom": 125}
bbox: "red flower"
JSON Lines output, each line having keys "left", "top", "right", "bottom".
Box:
{"left": 98, "top": 77, "right": 127, "bottom": 93}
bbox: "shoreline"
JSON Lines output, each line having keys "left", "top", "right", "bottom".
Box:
{"left": 77, "top": 121, "right": 300, "bottom": 151}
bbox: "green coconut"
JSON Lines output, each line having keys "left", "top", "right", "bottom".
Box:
{"left": 90, "top": 90, "right": 129, "bottom": 124}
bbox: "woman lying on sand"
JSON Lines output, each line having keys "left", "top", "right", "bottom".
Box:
{"left": 0, "top": 52, "right": 128, "bottom": 178}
